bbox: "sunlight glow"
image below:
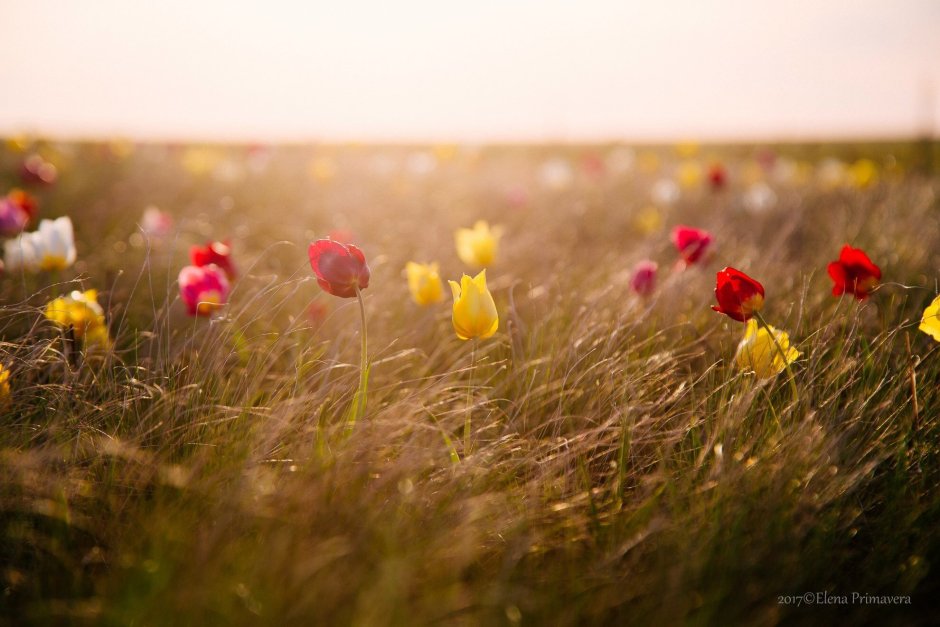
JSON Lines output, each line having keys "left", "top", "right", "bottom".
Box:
{"left": 1, "top": 0, "right": 938, "bottom": 141}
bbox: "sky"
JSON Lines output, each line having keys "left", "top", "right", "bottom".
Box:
{"left": 1, "top": 0, "right": 939, "bottom": 143}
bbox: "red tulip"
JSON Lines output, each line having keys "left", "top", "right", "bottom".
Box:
{"left": 7, "top": 188, "right": 39, "bottom": 222}
{"left": 308, "top": 239, "right": 370, "bottom": 298}
{"left": 672, "top": 225, "right": 713, "bottom": 266}
{"left": 179, "top": 264, "right": 230, "bottom": 316}
{"left": 707, "top": 163, "right": 727, "bottom": 190}
{"left": 827, "top": 245, "right": 881, "bottom": 300}
{"left": 191, "top": 241, "right": 236, "bottom": 279}
{"left": 712, "top": 267, "right": 765, "bottom": 322}
{"left": 630, "top": 260, "right": 658, "bottom": 297}
{"left": 581, "top": 152, "right": 606, "bottom": 181}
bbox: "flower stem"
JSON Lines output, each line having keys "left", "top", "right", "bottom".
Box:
{"left": 754, "top": 311, "right": 799, "bottom": 406}
{"left": 348, "top": 285, "right": 369, "bottom": 431}
{"left": 464, "top": 339, "right": 477, "bottom": 455}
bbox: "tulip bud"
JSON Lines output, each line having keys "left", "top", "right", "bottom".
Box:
{"left": 712, "top": 267, "right": 765, "bottom": 323}
{"left": 308, "top": 239, "right": 370, "bottom": 298}
{"left": 448, "top": 270, "right": 498, "bottom": 340}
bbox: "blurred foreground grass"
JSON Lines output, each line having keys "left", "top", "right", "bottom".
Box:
{"left": 1, "top": 139, "right": 939, "bottom": 625}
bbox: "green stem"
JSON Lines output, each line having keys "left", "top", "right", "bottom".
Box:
{"left": 464, "top": 339, "right": 477, "bottom": 455}
{"left": 754, "top": 311, "right": 799, "bottom": 406}
{"left": 348, "top": 285, "right": 369, "bottom": 431}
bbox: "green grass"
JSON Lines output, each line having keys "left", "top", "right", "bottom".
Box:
{"left": 1, "top": 140, "right": 939, "bottom": 625}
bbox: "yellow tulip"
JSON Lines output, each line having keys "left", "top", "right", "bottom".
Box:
{"left": 633, "top": 206, "right": 663, "bottom": 235}
{"left": 0, "top": 363, "right": 10, "bottom": 405}
{"left": 181, "top": 147, "right": 222, "bottom": 177}
{"left": 920, "top": 295, "right": 940, "bottom": 343}
{"left": 432, "top": 144, "right": 458, "bottom": 162}
{"left": 455, "top": 220, "right": 502, "bottom": 267}
{"left": 675, "top": 141, "right": 700, "bottom": 158}
{"left": 405, "top": 261, "right": 444, "bottom": 306}
{"left": 735, "top": 319, "right": 800, "bottom": 379}
{"left": 849, "top": 159, "right": 878, "bottom": 188}
{"left": 309, "top": 156, "right": 337, "bottom": 182}
{"left": 677, "top": 161, "right": 702, "bottom": 188}
{"left": 448, "top": 270, "right": 498, "bottom": 340}
{"left": 44, "top": 289, "right": 111, "bottom": 348}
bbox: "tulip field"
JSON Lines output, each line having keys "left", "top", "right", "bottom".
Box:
{"left": 2, "top": 139, "right": 940, "bottom": 625}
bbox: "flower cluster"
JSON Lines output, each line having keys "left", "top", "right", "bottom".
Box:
{"left": 5, "top": 140, "right": 940, "bottom": 423}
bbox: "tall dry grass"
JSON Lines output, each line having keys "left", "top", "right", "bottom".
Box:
{"left": 1, "top": 142, "right": 939, "bottom": 626}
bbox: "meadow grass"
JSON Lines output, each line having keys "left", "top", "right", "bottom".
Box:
{"left": 1, "top": 142, "right": 939, "bottom": 626}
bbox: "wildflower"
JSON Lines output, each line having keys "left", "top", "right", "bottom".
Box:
{"left": 4, "top": 217, "right": 76, "bottom": 273}
{"left": 630, "top": 260, "right": 658, "bottom": 297}
{"left": 406, "top": 262, "right": 444, "bottom": 305}
{"left": 677, "top": 161, "right": 702, "bottom": 188}
{"left": 7, "top": 188, "right": 39, "bottom": 221}
{"left": 539, "top": 158, "right": 573, "bottom": 191}
{"left": 707, "top": 162, "right": 727, "bottom": 190}
{"left": 448, "top": 269, "right": 498, "bottom": 340}
{"left": 181, "top": 147, "right": 222, "bottom": 177}
{"left": 849, "top": 159, "right": 878, "bottom": 188}
{"left": 651, "top": 179, "right": 680, "bottom": 206}
{"left": 179, "top": 264, "right": 230, "bottom": 316}
{"left": 0, "top": 198, "right": 29, "bottom": 237}
{"left": 606, "top": 146, "right": 635, "bottom": 175}
{"left": 45, "top": 289, "right": 111, "bottom": 348}
{"left": 671, "top": 225, "right": 712, "bottom": 266}
{"left": 309, "top": 156, "right": 337, "bottom": 182}
{"left": 308, "top": 239, "right": 370, "bottom": 298}
{"left": 433, "top": 144, "right": 458, "bottom": 162}
{"left": 675, "top": 141, "right": 700, "bottom": 158}
{"left": 633, "top": 206, "right": 662, "bottom": 235}
{"left": 735, "top": 319, "right": 800, "bottom": 378}
{"left": 581, "top": 153, "right": 606, "bottom": 181}
{"left": 919, "top": 295, "right": 940, "bottom": 343}
{"left": 455, "top": 220, "right": 502, "bottom": 268}
{"left": 191, "top": 241, "right": 236, "bottom": 279}
{"left": 308, "top": 238, "right": 372, "bottom": 428}
{"left": 712, "top": 267, "right": 765, "bottom": 322}
{"left": 742, "top": 183, "right": 777, "bottom": 214}
{"left": 141, "top": 207, "right": 174, "bottom": 238}
{"left": 0, "top": 364, "right": 10, "bottom": 406}
{"left": 827, "top": 245, "right": 881, "bottom": 300}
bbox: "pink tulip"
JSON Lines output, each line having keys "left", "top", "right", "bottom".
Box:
{"left": 630, "top": 260, "right": 658, "bottom": 297}
{"left": 671, "top": 225, "right": 713, "bottom": 266}
{"left": 141, "top": 207, "right": 174, "bottom": 238}
{"left": 0, "top": 199, "right": 30, "bottom": 237}
{"left": 179, "top": 264, "right": 230, "bottom": 316}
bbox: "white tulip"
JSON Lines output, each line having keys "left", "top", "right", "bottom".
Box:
{"left": 3, "top": 217, "right": 76, "bottom": 273}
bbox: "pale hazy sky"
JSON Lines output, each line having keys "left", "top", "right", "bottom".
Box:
{"left": 1, "top": 0, "right": 938, "bottom": 142}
